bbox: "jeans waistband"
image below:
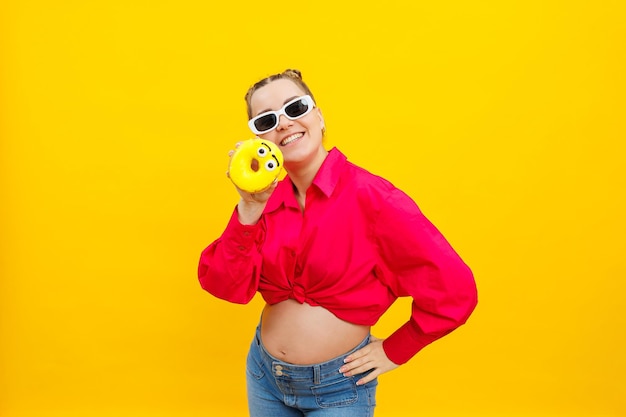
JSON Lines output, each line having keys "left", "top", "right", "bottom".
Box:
{"left": 254, "top": 324, "right": 370, "bottom": 382}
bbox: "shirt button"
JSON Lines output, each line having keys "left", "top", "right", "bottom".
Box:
{"left": 243, "top": 231, "right": 250, "bottom": 237}
{"left": 238, "top": 245, "right": 246, "bottom": 251}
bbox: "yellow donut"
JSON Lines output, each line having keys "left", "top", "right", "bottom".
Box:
{"left": 229, "top": 138, "right": 284, "bottom": 193}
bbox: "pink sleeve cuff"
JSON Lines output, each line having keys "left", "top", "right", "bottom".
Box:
{"left": 382, "top": 321, "right": 440, "bottom": 365}
{"left": 222, "top": 207, "right": 263, "bottom": 252}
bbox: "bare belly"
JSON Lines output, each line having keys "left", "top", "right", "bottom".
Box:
{"left": 260, "top": 299, "right": 370, "bottom": 365}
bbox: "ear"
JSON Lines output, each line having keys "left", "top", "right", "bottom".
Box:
{"left": 316, "top": 108, "right": 326, "bottom": 135}
{"left": 316, "top": 108, "right": 325, "bottom": 124}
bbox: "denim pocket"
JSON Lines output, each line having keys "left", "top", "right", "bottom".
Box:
{"left": 246, "top": 341, "right": 265, "bottom": 380}
{"left": 311, "top": 376, "right": 358, "bottom": 408}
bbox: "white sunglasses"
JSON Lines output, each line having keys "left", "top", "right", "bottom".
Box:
{"left": 248, "top": 95, "right": 315, "bottom": 135}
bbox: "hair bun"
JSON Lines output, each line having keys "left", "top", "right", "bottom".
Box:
{"left": 283, "top": 69, "right": 302, "bottom": 79}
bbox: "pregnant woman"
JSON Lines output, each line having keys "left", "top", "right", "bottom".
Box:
{"left": 198, "top": 68, "right": 478, "bottom": 417}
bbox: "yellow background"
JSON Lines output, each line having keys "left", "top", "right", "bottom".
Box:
{"left": 1, "top": 1, "right": 624, "bottom": 416}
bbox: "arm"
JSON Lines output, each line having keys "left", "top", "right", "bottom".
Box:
{"left": 377, "top": 189, "right": 478, "bottom": 365}
{"left": 338, "top": 188, "right": 477, "bottom": 384}
{"left": 197, "top": 206, "right": 265, "bottom": 304}
{"left": 197, "top": 166, "right": 278, "bottom": 303}
{"left": 198, "top": 144, "right": 277, "bottom": 304}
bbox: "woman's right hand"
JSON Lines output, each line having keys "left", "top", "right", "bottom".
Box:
{"left": 227, "top": 145, "right": 278, "bottom": 225}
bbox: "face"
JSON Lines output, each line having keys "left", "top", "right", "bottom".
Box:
{"left": 249, "top": 78, "right": 326, "bottom": 169}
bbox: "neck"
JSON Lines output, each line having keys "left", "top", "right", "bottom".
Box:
{"left": 285, "top": 146, "right": 328, "bottom": 200}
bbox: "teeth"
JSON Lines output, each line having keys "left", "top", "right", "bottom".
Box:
{"left": 281, "top": 133, "right": 303, "bottom": 146}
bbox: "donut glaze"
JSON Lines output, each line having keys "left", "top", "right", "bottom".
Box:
{"left": 229, "top": 138, "right": 284, "bottom": 193}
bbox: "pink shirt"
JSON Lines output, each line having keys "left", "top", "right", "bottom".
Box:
{"left": 198, "top": 148, "right": 477, "bottom": 364}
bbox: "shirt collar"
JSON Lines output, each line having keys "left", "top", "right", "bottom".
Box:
{"left": 264, "top": 147, "right": 347, "bottom": 213}
{"left": 311, "top": 147, "right": 347, "bottom": 198}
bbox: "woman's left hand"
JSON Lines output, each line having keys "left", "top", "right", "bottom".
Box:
{"left": 339, "top": 335, "right": 399, "bottom": 385}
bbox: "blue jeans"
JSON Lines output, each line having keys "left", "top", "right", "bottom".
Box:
{"left": 246, "top": 324, "right": 378, "bottom": 416}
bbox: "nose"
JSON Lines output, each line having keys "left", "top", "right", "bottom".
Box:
{"left": 276, "top": 114, "right": 292, "bottom": 131}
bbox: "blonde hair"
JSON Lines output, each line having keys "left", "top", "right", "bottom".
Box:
{"left": 244, "top": 69, "right": 317, "bottom": 120}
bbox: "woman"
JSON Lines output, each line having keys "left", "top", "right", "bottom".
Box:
{"left": 198, "top": 69, "right": 478, "bottom": 416}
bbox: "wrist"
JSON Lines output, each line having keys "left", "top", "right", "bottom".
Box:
{"left": 237, "top": 200, "right": 264, "bottom": 225}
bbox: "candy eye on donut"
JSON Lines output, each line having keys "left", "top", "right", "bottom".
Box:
{"left": 264, "top": 159, "right": 278, "bottom": 172}
{"left": 257, "top": 146, "right": 268, "bottom": 158}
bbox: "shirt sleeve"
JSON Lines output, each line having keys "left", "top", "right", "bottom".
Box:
{"left": 374, "top": 189, "right": 478, "bottom": 365}
{"left": 197, "top": 207, "right": 265, "bottom": 304}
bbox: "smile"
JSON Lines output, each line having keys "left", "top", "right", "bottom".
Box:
{"left": 280, "top": 133, "right": 304, "bottom": 146}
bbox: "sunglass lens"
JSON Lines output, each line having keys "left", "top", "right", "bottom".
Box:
{"left": 285, "top": 99, "right": 309, "bottom": 118}
{"left": 254, "top": 114, "right": 277, "bottom": 133}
